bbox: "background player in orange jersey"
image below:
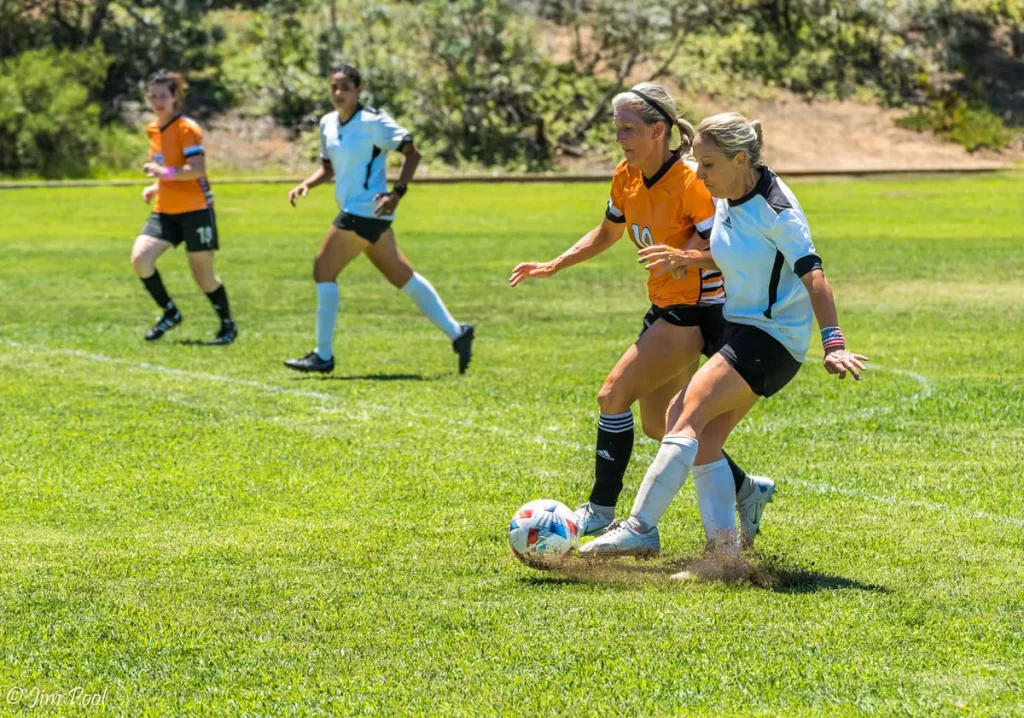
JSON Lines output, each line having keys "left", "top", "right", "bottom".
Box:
{"left": 509, "top": 83, "right": 774, "bottom": 549}
{"left": 130, "top": 70, "right": 237, "bottom": 345}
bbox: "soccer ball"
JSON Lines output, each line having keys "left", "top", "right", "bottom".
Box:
{"left": 508, "top": 499, "right": 579, "bottom": 569}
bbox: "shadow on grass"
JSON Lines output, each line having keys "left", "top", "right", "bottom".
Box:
{"left": 318, "top": 373, "right": 440, "bottom": 382}
{"left": 174, "top": 338, "right": 221, "bottom": 347}
{"left": 518, "top": 552, "right": 890, "bottom": 594}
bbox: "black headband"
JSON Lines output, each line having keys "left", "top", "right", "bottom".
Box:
{"left": 630, "top": 89, "right": 675, "bottom": 128}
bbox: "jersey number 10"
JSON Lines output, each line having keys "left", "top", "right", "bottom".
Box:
{"left": 630, "top": 224, "right": 654, "bottom": 248}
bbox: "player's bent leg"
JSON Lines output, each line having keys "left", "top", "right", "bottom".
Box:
{"left": 368, "top": 230, "right": 474, "bottom": 373}
{"left": 131, "top": 234, "right": 173, "bottom": 278}
{"left": 186, "top": 251, "right": 220, "bottom": 293}
{"left": 131, "top": 235, "right": 180, "bottom": 341}
{"left": 285, "top": 227, "right": 369, "bottom": 372}
{"left": 364, "top": 229, "right": 414, "bottom": 288}
{"left": 695, "top": 407, "right": 771, "bottom": 549}
{"left": 588, "top": 357, "right": 757, "bottom": 557}
{"left": 313, "top": 226, "right": 369, "bottom": 283}
{"left": 579, "top": 323, "right": 703, "bottom": 547}
{"left": 689, "top": 404, "right": 756, "bottom": 553}
{"left": 188, "top": 251, "right": 237, "bottom": 345}
{"left": 637, "top": 358, "right": 696, "bottom": 441}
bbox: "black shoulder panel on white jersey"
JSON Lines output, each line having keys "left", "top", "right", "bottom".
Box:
{"left": 762, "top": 171, "right": 792, "bottom": 215}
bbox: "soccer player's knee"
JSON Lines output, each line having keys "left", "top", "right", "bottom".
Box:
{"left": 596, "top": 381, "right": 624, "bottom": 414}
{"left": 388, "top": 264, "right": 414, "bottom": 289}
{"left": 312, "top": 256, "right": 332, "bottom": 283}
{"left": 640, "top": 419, "right": 665, "bottom": 441}
{"left": 131, "top": 248, "right": 153, "bottom": 276}
{"left": 193, "top": 270, "right": 219, "bottom": 293}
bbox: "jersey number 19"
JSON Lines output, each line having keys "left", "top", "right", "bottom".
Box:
{"left": 196, "top": 226, "right": 214, "bottom": 247}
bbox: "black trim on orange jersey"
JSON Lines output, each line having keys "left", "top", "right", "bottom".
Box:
{"left": 794, "top": 254, "right": 823, "bottom": 277}
{"left": 642, "top": 153, "right": 681, "bottom": 189}
{"left": 763, "top": 250, "right": 785, "bottom": 318}
{"left": 605, "top": 208, "right": 626, "bottom": 223}
{"left": 160, "top": 114, "right": 183, "bottom": 133}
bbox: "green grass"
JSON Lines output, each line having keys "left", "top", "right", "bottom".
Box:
{"left": 1, "top": 174, "right": 1022, "bottom": 716}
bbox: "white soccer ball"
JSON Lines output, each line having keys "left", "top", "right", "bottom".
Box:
{"left": 508, "top": 499, "right": 579, "bottom": 569}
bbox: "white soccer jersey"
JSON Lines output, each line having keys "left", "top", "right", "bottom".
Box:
{"left": 318, "top": 105, "right": 413, "bottom": 221}
{"left": 709, "top": 168, "right": 823, "bottom": 362}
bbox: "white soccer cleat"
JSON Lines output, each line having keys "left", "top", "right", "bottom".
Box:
{"left": 579, "top": 520, "right": 660, "bottom": 557}
{"left": 737, "top": 475, "right": 775, "bottom": 549}
{"left": 573, "top": 503, "right": 614, "bottom": 537}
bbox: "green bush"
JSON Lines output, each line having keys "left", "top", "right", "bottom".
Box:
{"left": 896, "top": 88, "right": 1010, "bottom": 151}
{"left": 0, "top": 46, "right": 112, "bottom": 178}
{"left": 676, "top": 2, "right": 921, "bottom": 104}
{"left": 237, "top": 0, "right": 609, "bottom": 170}
{"left": 92, "top": 125, "right": 151, "bottom": 177}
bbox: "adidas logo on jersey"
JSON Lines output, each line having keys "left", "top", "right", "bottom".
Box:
{"left": 723, "top": 214, "right": 733, "bottom": 228}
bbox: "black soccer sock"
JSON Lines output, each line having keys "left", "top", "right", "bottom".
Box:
{"left": 141, "top": 270, "right": 174, "bottom": 311}
{"left": 205, "top": 284, "right": 232, "bottom": 323}
{"left": 722, "top": 450, "right": 748, "bottom": 494}
{"left": 588, "top": 410, "right": 634, "bottom": 507}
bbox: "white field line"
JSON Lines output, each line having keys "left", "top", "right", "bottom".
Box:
{"left": 3, "top": 340, "right": 1019, "bottom": 528}
{"left": 873, "top": 365, "right": 933, "bottom": 399}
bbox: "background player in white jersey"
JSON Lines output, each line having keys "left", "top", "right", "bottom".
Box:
{"left": 284, "top": 65, "right": 474, "bottom": 374}
{"left": 583, "top": 112, "right": 868, "bottom": 562}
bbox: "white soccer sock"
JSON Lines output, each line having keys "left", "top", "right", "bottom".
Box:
{"left": 315, "top": 282, "right": 339, "bottom": 361}
{"left": 630, "top": 435, "right": 698, "bottom": 531}
{"left": 692, "top": 458, "right": 738, "bottom": 550}
{"left": 401, "top": 272, "right": 461, "bottom": 340}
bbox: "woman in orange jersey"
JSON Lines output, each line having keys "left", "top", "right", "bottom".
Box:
{"left": 509, "top": 83, "right": 773, "bottom": 549}
{"left": 130, "top": 70, "right": 237, "bottom": 345}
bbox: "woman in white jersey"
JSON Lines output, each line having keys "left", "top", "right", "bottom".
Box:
{"left": 583, "top": 112, "right": 867, "bottom": 561}
{"left": 510, "top": 84, "right": 773, "bottom": 551}
{"left": 284, "top": 65, "right": 475, "bottom": 374}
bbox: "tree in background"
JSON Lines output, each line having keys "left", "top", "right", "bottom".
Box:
{"left": 547, "top": 0, "right": 709, "bottom": 153}
{"left": 0, "top": 46, "right": 111, "bottom": 177}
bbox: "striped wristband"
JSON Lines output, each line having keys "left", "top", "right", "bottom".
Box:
{"left": 821, "top": 326, "right": 845, "bottom": 351}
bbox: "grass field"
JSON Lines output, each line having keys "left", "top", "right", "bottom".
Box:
{"left": 1, "top": 174, "right": 1022, "bottom": 716}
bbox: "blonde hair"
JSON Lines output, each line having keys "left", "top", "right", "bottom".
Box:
{"left": 612, "top": 82, "right": 696, "bottom": 155}
{"left": 696, "top": 112, "right": 764, "bottom": 168}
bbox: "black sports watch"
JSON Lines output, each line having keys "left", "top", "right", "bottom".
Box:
{"left": 393, "top": 182, "right": 408, "bottom": 198}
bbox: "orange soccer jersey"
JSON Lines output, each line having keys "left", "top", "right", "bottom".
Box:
{"left": 605, "top": 157, "right": 723, "bottom": 307}
{"left": 146, "top": 115, "right": 214, "bottom": 214}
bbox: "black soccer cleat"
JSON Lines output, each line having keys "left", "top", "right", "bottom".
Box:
{"left": 284, "top": 351, "right": 335, "bottom": 373}
{"left": 207, "top": 320, "right": 238, "bottom": 346}
{"left": 452, "top": 323, "right": 474, "bottom": 375}
{"left": 145, "top": 309, "right": 182, "bottom": 341}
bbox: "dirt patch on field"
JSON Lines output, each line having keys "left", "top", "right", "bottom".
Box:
{"left": 202, "top": 114, "right": 313, "bottom": 175}
{"left": 539, "top": 21, "right": 1022, "bottom": 174}
{"left": 691, "top": 91, "right": 1020, "bottom": 172}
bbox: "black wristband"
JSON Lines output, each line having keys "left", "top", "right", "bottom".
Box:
{"left": 393, "top": 182, "right": 408, "bottom": 198}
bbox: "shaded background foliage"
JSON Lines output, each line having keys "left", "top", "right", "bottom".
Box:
{"left": 1, "top": 0, "right": 1021, "bottom": 177}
